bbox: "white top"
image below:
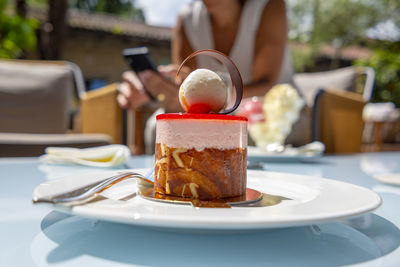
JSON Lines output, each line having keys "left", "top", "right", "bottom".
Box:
{"left": 180, "top": 0, "right": 294, "bottom": 86}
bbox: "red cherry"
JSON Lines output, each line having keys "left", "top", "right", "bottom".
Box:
{"left": 187, "top": 103, "right": 212, "bottom": 114}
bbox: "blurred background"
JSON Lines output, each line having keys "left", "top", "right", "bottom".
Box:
{"left": 1, "top": 0, "right": 398, "bottom": 103}
{"left": 0, "top": 0, "right": 399, "bottom": 155}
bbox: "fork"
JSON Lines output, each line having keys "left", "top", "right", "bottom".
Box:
{"left": 32, "top": 171, "right": 154, "bottom": 205}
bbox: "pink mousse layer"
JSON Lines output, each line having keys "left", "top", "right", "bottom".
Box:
{"left": 156, "top": 116, "right": 247, "bottom": 151}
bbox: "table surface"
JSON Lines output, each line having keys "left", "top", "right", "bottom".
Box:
{"left": 1, "top": 152, "right": 400, "bottom": 267}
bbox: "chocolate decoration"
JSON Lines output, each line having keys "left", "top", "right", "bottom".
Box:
{"left": 177, "top": 49, "right": 244, "bottom": 114}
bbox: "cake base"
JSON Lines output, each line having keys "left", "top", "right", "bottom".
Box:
{"left": 155, "top": 145, "right": 247, "bottom": 200}
{"left": 138, "top": 187, "right": 269, "bottom": 208}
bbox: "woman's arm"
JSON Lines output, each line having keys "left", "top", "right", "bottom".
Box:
{"left": 244, "top": 0, "right": 287, "bottom": 98}
{"left": 172, "top": 15, "right": 196, "bottom": 69}
{"left": 117, "top": 15, "right": 195, "bottom": 113}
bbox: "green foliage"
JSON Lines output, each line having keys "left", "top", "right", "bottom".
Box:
{"left": 355, "top": 42, "right": 400, "bottom": 107}
{"left": 26, "top": 0, "right": 46, "bottom": 8}
{"left": 0, "top": 0, "right": 39, "bottom": 59}
{"left": 70, "top": 0, "right": 145, "bottom": 22}
{"left": 288, "top": 0, "right": 398, "bottom": 72}
{"left": 376, "top": 0, "right": 400, "bottom": 26}
{"left": 291, "top": 47, "right": 313, "bottom": 73}
{"left": 289, "top": 0, "right": 382, "bottom": 46}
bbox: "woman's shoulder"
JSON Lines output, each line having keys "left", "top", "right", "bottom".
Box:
{"left": 259, "top": 0, "right": 286, "bottom": 24}
{"left": 178, "top": 1, "right": 201, "bottom": 20}
{"left": 257, "top": 0, "right": 286, "bottom": 38}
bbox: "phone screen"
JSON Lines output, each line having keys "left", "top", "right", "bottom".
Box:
{"left": 122, "top": 47, "right": 158, "bottom": 101}
{"left": 123, "top": 47, "right": 158, "bottom": 73}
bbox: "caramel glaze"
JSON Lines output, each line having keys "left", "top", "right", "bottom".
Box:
{"left": 138, "top": 186, "right": 288, "bottom": 208}
{"left": 154, "top": 144, "right": 247, "bottom": 200}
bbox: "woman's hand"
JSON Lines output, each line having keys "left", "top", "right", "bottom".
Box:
{"left": 117, "top": 68, "right": 183, "bottom": 113}
{"left": 138, "top": 70, "right": 182, "bottom": 113}
{"left": 117, "top": 71, "right": 151, "bottom": 111}
{"left": 158, "top": 64, "right": 191, "bottom": 84}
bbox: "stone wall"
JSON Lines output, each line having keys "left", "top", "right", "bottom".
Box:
{"left": 28, "top": 29, "right": 171, "bottom": 88}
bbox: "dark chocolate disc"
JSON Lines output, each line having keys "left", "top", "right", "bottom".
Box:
{"left": 177, "top": 49, "right": 244, "bottom": 114}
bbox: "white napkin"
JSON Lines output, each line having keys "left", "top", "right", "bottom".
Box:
{"left": 363, "top": 102, "right": 399, "bottom": 122}
{"left": 294, "top": 141, "right": 325, "bottom": 156}
{"left": 39, "top": 145, "right": 131, "bottom": 167}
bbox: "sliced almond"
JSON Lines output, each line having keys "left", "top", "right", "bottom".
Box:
{"left": 155, "top": 157, "right": 168, "bottom": 166}
{"left": 181, "top": 184, "right": 187, "bottom": 197}
{"left": 172, "top": 148, "right": 187, "bottom": 168}
{"left": 189, "top": 183, "right": 199, "bottom": 198}
{"left": 161, "top": 144, "right": 167, "bottom": 157}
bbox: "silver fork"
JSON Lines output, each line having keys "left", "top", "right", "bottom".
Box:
{"left": 32, "top": 171, "right": 154, "bottom": 205}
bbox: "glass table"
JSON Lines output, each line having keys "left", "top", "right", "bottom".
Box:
{"left": 1, "top": 152, "right": 399, "bottom": 267}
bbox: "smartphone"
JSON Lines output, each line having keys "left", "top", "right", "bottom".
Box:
{"left": 122, "top": 47, "right": 158, "bottom": 102}
{"left": 123, "top": 47, "right": 158, "bottom": 73}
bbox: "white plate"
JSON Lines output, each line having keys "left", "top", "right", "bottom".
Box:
{"left": 373, "top": 173, "right": 400, "bottom": 186}
{"left": 33, "top": 169, "right": 382, "bottom": 230}
{"left": 247, "top": 146, "right": 322, "bottom": 162}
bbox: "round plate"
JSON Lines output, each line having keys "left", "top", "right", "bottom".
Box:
{"left": 33, "top": 169, "right": 382, "bottom": 230}
{"left": 247, "top": 146, "right": 322, "bottom": 162}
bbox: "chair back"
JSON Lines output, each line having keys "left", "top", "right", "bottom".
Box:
{"left": 0, "top": 59, "right": 86, "bottom": 134}
{"left": 294, "top": 66, "right": 375, "bottom": 107}
{"left": 299, "top": 66, "right": 376, "bottom": 153}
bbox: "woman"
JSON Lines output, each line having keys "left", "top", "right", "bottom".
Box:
{"left": 117, "top": 0, "right": 292, "bottom": 113}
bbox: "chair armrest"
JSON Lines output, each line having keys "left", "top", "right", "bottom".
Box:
{"left": 80, "top": 83, "right": 123, "bottom": 144}
{"left": 313, "top": 89, "right": 366, "bottom": 153}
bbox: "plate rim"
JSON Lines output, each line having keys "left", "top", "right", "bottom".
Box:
{"left": 34, "top": 169, "right": 382, "bottom": 230}
{"left": 247, "top": 146, "right": 323, "bottom": 162}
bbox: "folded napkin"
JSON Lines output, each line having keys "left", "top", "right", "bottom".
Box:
{"left": 294, "top": 141, "right": 325, "bottom": 156}
{"left": 39, "top": 145, "right": 131, "bottom": 167}
{"left": 363, "top": 102, "right": 399, "bottom": 122}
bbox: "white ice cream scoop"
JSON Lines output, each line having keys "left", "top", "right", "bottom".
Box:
{"left": 179, "top": 69, "right": 227, "bottom": 113}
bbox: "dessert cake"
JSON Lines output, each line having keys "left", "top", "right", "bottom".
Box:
{"left": 154, "top": 49, "right": 247, "bottom": 201}
{"left": 154, "top": 113, "right": 247, "bottom": 200}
